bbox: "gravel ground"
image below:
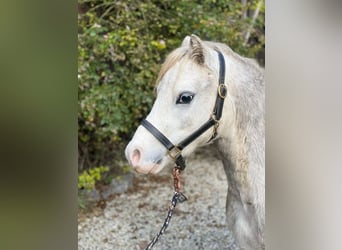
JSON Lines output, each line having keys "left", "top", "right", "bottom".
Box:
{"left": 78, "top": 147, "right": 236, "bottom": 250}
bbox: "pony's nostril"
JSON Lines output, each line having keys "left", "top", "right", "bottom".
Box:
{"left": 131, "top": 149, "right": 141, "bottom": 167}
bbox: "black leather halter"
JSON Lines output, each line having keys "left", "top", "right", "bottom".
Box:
{"left": 141, "top": 50, "right": 227, "bottom": 170}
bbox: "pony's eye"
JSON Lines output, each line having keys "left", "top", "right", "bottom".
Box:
{"left": 176, "top": 92, "right": 195, "bottom": 104}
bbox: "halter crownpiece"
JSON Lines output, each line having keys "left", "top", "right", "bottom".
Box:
{"left": 141, "top": 49, "right": 227, "bottom": 170}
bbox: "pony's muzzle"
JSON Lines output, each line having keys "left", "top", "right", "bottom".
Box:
{"left": 125, "top": 144, "right": 164, "bottom": 174}
{"left": 131, "top": 148, "right": 141, "bottom": 167}
{"left": 126, "top": 146, "right": 143, "bottom": 169}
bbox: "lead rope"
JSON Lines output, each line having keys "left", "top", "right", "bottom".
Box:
{"left": 145, "top": 167, "right": 187, "bottom": 250}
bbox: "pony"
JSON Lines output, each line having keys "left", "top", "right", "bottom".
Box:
{"left": 125, "top": 34, "right": 265, "bottom": 249}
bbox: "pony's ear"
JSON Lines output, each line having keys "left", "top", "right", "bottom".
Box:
{"left": 181, "top": 36, "right": 191, "bottom": 47}
{"left": 189, "top": 34, "right": 205, "bottom": 65}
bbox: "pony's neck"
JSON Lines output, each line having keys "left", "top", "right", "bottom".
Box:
{"left": 216, "top": 125, "right": 248, "bottom": 197}
{"left": 215, "top": 50, "right": 265, "bottom": 202}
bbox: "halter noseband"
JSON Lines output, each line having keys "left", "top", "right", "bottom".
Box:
{"left": 141, "top": 50, "right": 227, "bottom": 170}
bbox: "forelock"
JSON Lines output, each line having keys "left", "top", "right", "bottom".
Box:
{"left": 156, "top": 47, "right": 189, "bottom": 85}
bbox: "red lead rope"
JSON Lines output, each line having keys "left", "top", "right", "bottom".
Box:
{"left": 172, "top": 166, "right": 187, "bottom": 203}
{"left": 173, "top": 167, "right": 182, "bottom": 193}
{"left": 144, "top": 166, "right": 187, "bottom": 250}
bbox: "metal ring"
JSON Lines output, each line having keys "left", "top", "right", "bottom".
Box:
{"left": 168, "top": 146, "right": 181, "bottom": 160}
{"left": 218, "top": 84, "right": 227, "bottom": 99}
{"left": 211, "top": 114, "right": 219, "bottom": 123}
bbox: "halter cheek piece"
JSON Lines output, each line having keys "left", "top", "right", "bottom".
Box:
{"left": 141, "top": 50, "right": 227, "bottom": 170}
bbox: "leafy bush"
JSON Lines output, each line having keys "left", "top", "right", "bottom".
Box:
{"left": 78, "top": 166, "right": 110, "bottom": 190}
{"left": 78, "top": 0, "right": 264, "bottom": 171}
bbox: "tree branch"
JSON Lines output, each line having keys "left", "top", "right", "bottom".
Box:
{"left": 243, "top": 0, "right": 263, "bottom": 46}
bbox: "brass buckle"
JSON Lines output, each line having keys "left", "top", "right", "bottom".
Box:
{"left": 218, "top": 84, "right": 227, "bottom": 99}
{"left": 168, "top": 146, "right": 181, "bottom": 160}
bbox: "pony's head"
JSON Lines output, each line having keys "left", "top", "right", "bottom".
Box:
{"left": 125, "top": 35, "right": 228, "bottom": 174}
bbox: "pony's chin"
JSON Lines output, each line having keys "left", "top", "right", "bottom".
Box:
{"left": 134, "top": 163, "right": 163, "bottom": 175}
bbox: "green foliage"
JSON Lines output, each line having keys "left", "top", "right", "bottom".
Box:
{"left": 78, "top": 166, "right": 110, "bottom": 190}
{"left": 78, "top": 0, "right": 264, "bottom": 170}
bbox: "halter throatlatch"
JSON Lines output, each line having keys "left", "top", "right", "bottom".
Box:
{"left": 141, "top": 50, "right": 227, "bottom": 170}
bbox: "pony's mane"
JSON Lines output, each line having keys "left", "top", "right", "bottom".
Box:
{"left": 155, "top": 41, "right": 261, "bottom": 85}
